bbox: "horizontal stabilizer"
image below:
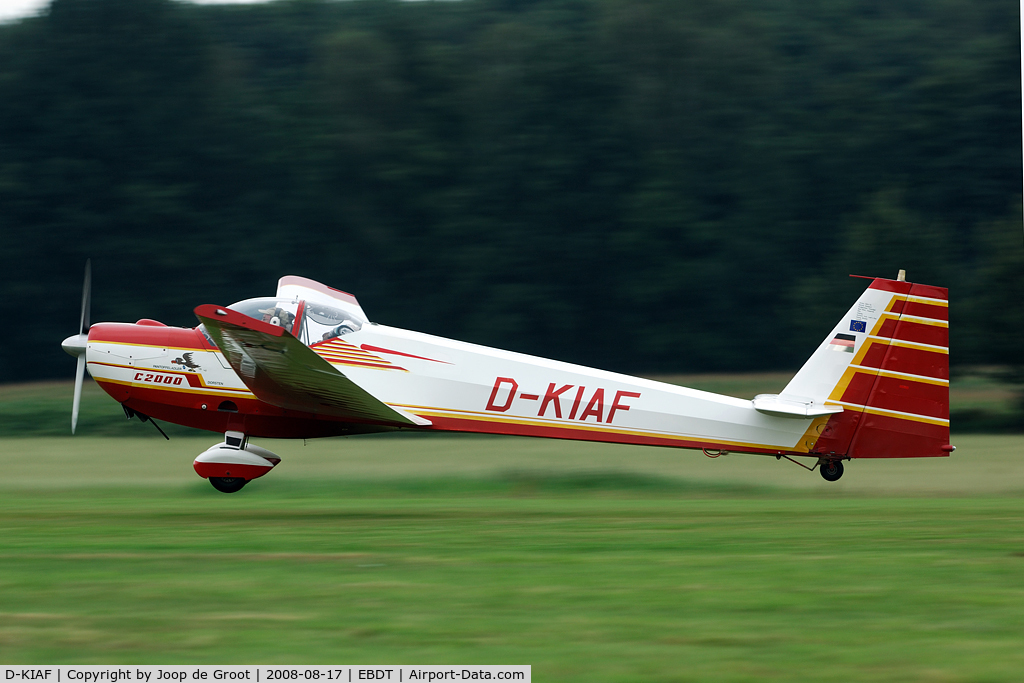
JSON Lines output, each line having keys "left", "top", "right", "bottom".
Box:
{"left": 195, "top": 304, "right": 430, "bottom": 427}
{"left": 751, "top": 394, "right": 844, "bottom": 418}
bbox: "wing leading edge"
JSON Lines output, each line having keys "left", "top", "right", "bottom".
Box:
{"left": 194, "top": 304, "right": 430, "bottom": 427}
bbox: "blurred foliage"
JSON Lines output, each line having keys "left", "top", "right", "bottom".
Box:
{"left": 0, "top": 0, "right": 1021, "bottom": 383}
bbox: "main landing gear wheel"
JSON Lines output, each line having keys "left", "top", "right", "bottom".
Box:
{"left": 819, "top": 460, "right": 844, "bottom": 482}
{"left": 209, "top": 477, "right": 247, "bottom": 493}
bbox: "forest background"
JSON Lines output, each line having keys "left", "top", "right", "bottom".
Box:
{"left": 0, "top": 0, "right": 1021, "bottom": 407}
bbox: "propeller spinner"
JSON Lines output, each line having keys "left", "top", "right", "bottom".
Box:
{"left": 61, "top": 259, "right": 91, "bottom": 434}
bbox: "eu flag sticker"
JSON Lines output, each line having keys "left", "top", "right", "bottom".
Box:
{"left": 850, "top": 320, "right": 867, "bottom": 333}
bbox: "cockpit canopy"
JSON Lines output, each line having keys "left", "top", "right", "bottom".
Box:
{"left": 226, "top": 297, "right": 366, "bottom": 346}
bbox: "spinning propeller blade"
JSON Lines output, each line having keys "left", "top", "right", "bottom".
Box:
{"left": 65, "top": 259, "right": 92, "bottom": 434}
{"left": 80, "top": 258, "right": 91, "bottom": 335}
{"left": 72, "top": 354, "right": 85, "bottom": 434}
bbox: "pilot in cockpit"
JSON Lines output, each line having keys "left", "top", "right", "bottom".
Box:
{"left": 258, "top": 306, "right": 295, "bottom": 332}
{"left": 321, "top": 320, "right": 360, "bottom": 341}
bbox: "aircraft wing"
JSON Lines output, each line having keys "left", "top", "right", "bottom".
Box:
{"left": 194, "top": 304, "right": 430, "bottom": 427}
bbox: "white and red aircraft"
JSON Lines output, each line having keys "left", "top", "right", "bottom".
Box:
{"left": 62, "top": 267, "right": 953, "bottom": 492}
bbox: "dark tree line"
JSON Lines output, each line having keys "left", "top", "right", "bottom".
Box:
{"left": 0, "top": 0, "right": 1020, "bottom": 384}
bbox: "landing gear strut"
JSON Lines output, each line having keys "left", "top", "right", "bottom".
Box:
{"left": 819, "top": 459, "right": 844, "bottom": 482}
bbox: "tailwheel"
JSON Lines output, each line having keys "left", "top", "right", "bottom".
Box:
{"left": 819, "top": 460, "right": 844, "bottom": 482}
{"left": 209, "top": 476, "right": 247, "bottom": 493}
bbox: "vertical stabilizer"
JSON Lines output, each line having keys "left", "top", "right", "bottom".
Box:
{"left": 781, "top": 276, "right": 951, "bottom": 459}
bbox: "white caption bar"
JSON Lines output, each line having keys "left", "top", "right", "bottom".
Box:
{"left": 2, "top": 667, "right": 529, "bottom": 683}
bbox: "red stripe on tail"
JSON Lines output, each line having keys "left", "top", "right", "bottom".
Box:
{"left": 904, "top": 300, "right": 947, "bottom": 321}
{"left": 857, "top": 341, "right": 948, "bottom": 380}
{"left": 864, "top": 375, "right": 948, "bottom": 420}
{"left": 889, "top": 321, "right": 948, "bottom": 347}
{"left": 847, "top": 412, "right": 950, "bottom": 458}
{"left": 848, "top": 283, "right": 950, "bottom": 458}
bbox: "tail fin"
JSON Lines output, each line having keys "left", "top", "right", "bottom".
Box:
{"left": 779, "top": 275, "right": 951, "bottom": 459}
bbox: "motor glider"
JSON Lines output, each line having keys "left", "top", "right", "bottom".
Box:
{"left": 62, "top": 266, "right": 953, "bottom": 492}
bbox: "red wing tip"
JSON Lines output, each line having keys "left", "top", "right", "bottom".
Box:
{"left": 940, "top": 444, "right": 956, "bottom": 452}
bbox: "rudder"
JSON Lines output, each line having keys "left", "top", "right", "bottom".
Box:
{"left": 845, "top": 279, "right": 950, "bottom": 458}
{"left": 780, "top": 275, "right": 951, "bottom": 459}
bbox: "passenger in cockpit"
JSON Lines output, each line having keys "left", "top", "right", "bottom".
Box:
{"left": 322, "top": 320, "right": 359, "bottom": 341}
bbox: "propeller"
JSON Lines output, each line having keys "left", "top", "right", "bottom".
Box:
{"left": 61, "top": 259, "right": 91, "bottom": 434}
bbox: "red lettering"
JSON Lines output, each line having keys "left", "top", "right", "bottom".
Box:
{"left": 568, "top": 386, "right": 586, "bottom": 419}
{"left": 144, "top": 374, "right": 153, "bottom": 382}
{"left": 607, "top": 391, "right": 641, "bottom": 423}
{"left": 174, "top": 376, "right": 183, "bottom": 385}
{"left": 539, "top": 383, "right": 574, "bottom": 418}
{"left": 486, "top": 377, "right": 519, "bottom": 412}
{"left": 134, "top": 372, "right": 144, "bottom": 380}
{"left": 579, "top": 388, "right": 606, "bottom": 422}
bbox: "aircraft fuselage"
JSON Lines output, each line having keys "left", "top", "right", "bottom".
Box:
{"left": 86, "top": 320, "right": 826, "bottom": 456}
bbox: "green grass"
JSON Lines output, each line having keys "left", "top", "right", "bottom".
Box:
{"left": 1, "top": 433, "right": 1023, "bottom": 679}
{"left": 0, "top": 380, "right": 205, "bottom": 438}
{"left": 948, "top": 370, "right": 1019, "bottom": 414}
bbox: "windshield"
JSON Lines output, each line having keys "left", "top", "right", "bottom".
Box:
{"left": 227, "top": 297, "right": 299, "bottom": 334}
{"left": 226, "top": 296, "right": 364, "bottom": 346}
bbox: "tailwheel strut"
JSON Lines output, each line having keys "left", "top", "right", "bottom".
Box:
{"left": 776, "top": 454, "right": 846, "bottom": 482}
{"left": 777, "top": 454, "right": 816, "bottom": 471}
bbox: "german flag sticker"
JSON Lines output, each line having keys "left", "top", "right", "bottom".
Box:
{"left": 828, "top": 333, "right": 856, "bottom": 353}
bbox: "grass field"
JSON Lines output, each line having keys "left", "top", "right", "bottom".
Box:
{"left": 1, "top": 431, "right": 1023, "bottom": 679}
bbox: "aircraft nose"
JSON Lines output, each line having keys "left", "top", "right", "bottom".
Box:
{"left": 62, "top": 333, "right": 88, "bottom": 358}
